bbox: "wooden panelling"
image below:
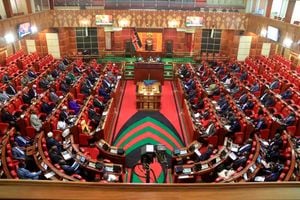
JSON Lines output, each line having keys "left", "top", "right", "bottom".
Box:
{"left": 246, "top": 14, "right": 300, "bottom": 54}
{"left": 0, "top": 180, "right": 300, "bottom": 200}
{"left": 50, "top": 10, "right": 247, "bottom": 30}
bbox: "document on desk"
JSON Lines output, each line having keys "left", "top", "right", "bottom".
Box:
{"left": 44, "top": 171, "right": 55, "bottom": 179}
{"left": 110, "top": 148, "right": 118, "bottom": 154}
{"left": 229, "top": 152, "right": 237, "bottom": 160}
{"left": 88, "top": 162, "right": 96, "bottom": 168}
{"left": 180, "top": 150, "right": 188, "bottom": 155}
{"left": 254, "top": 176, "right": 265, "bottom": 182}
{"left": 183, "top": 168, "right": 192, "bottom": 174}
{"left": 202, "top": 164, "right": 209, "bottom": 170}
{"left": 215, "top": 157, "right": 221, "bottom": 163}
{"left": 102, "top": 111, "right": 108, "bottom": 116}
{"left": 105, "top": 166, "right": 114, "bottom": 172}
{"left": 61, "top": 151, "right": 72, "bottom": 160}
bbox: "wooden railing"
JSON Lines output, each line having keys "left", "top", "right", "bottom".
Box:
{"left": 0, "top": 180, "right": 300, "bottom": 199}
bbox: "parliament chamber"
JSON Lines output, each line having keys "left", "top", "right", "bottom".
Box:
{"left": 1, "top": 0, "right": 300, "bottom": 199}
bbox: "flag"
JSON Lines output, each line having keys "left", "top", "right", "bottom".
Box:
{"left": 131, "top": 29, "right": 142, "bottom": 50}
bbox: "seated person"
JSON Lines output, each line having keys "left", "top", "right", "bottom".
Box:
{"left": 49, "top": 88, "right": 60, "bottom": 104}
{"left": 17, "top": 162, "right": 41, "bottom": 180}
{"left": 68, "top": 96, "right": 81, "bottom": 115}
{"left": 240, "top": 71, "right": 248, "bottom": 81}
{"left": 93, "top": 96, "right": 105, "bottom": 110}
{"left": 58, "top": 160, "right": 81, "bottom": 175}
{"left": 200, "top": 122, "right": 216, "bottom": 137}
{"left": 40, "top": 98, "right": 54, "bottom": 115}
{"left": 254, "top": 116, "right": 267, "bottom": 131}
{"left": 5, "top": 83, "right": 17, "bottom": 97}
{"left": 66, "top": 72, "right": 76, "bottom": 85}
{"left": 14, "top": 132, "right": 31, "bottom": 147}
{"left": 60, "top": 80, "right": 70, "bottom": 94}
{"left": 22, "top": 92, "right": 32, "bottom": 104}
{"left": 51, "top": 68, "right": 60, "bottom": 78}
{"left": 29, "top": 109, "right": 43, "bottom": 132}
{"left": 20, "top": 75, "right": 30, "bottom": 87}
{"left": 98, "top": 86, "right": 111, "bottom": 100}
{"left": 58, "top": 61, "right": 67, "bottom": 71}
{"left": 269, "top": 79, "right": 280, "bottom": 90}
{"left": 236, "top": 92, "right": 248, "bottom": 105}
{"left": 57, "top": 116, "right": 68, "bottom": 131}
{"left": 38, "top": 76, "right": 50, "bottom": 89}
{"left": 88, "top": 106, "right": 102, "bottom": 128}
{"left": 241, "top": 100, "right": 254, "bottom": 111}
{"left": 198, "top": 144, "right": 214, "bottom": 161}
{"left": 0, "top": 89, "right": 10, "bottom": 103}
{"left": 28, "top": 84, "right": 38, "bottom": 101}
{"left": 280, "top": 89, "right": 293, "bottom": 100}
{"left": 80, "top": 81, "right": 92, "bottom": 96}
{"left": 250, "top": 82, "right": 260, "bottom": 93}
{"left": 1, "top": 106, "right": 17, "bottom": 127}
{"left": 282, "top": 112, "right": 296, "bottom": 126}
{"left": 227, "top": 117, "right": 241, "bottom": 133}
{"left": 2, "top": 73, "right": 11, "bottom": 84}
{"left": 27, "top": 68, "right": 37, "bottom": 81}
{"left": 12, "top": 141, "right": 26, "bottom": 160}
{"left": 238, "top": 139, "right": 253, "bottom": 155}
{"left": 49, "top": 146, "right": 64, "bottom": 164}
{"left": 46, "top": 131, "right": 62, "bottom": 152}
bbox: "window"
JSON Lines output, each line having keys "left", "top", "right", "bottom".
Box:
{"left": 201, "top": 29, "right": 221, "bottom": 53}
{"left": 291, "top": 1, "right": 300, "bottom": 24}
{"left": 76, "top": 28, "right": 99, "bottom": 55}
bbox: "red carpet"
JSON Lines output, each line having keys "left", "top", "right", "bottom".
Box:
{"left": 159, "top": 81, "right": 184, "bottom": 141}
{"left": 113, "top": 81, "right": 137, "bottom": 142}
{"left": 114, "top": 81, "right": 184, "bottom": 143}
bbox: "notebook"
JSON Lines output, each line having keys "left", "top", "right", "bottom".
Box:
{"left": 202, "top": 164, "right": 209, "bottom": 170}
{"left": 254, "top": 176, "right": 265, "bottom": 182}
{"left": 105, "top": 166, "right": 114, "bottom": 172}
{"left": 229, "top": 152, "right": 237, "bottom": 160}
{"left": 183, "top": 168, "right": 192, "bottom": 174}
{"left": 179, "top": 150, "right": 187, "bottom": 155}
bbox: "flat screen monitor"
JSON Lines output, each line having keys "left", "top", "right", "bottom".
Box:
{"left": 17, "top": 22, "right": 31, "bottom": 38}
{"left": 186, "top": 16, "right": 203, "bottom": 27}
{"left": 267, "top": 26, "right": 279, "bottom": 41}
{"left": 96, "top": 15, "right": 113, "bottom": 25}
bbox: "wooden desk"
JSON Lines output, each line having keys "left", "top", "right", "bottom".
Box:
{"left": 136, "top": 81, "right": 161, "bottom": 110}
{"left": 134, "top": 62, "right": 164, "bottom": 84}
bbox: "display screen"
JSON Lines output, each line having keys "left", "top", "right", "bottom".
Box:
{"left": 267, "top": 26, "right": 279, "bottom": 41}
{"left": 17, "top": 22, "right": 31, "bottom": 38}
{"left": 186, "top": 16, "right": 203, "bottom": 27}
{"left": 96, "top": 15, "right": 113, "bottom": 25}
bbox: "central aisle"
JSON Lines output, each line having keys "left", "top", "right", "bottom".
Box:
{"left": 112, "top": 80, "right": 185, "bottom": 183}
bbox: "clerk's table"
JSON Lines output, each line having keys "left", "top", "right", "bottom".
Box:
{"left": 134, "top": 62, "right": 164, "bottom": 84}
{"left": 136, "top": 81, "right": 161, "bottom": 110}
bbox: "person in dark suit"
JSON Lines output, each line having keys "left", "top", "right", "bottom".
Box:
{"left": 28, "top": 85, "right": 38, "bottom": 100}
{"left": 80, "top": 82, "right": 91, "bottom": 96}
{"left": 27, "top": 69, "right": 37, "bottom": 81}
{"left": 98, "top": 86, "right": 110, "bottom": 100}
{"left": 250, "top": 82, "right": 260, "bottom": 93}
{"left": 241, "top": 100, "right": 254, "bottom": 111}
{"left": 88, "top": 107, "right": 102, "bottom": 128}
{"left": 46, "top": 131, "right": 62, "bottom": 152}
{"left": 60, "top": 80, "right": 70, "bottom": 94}
{"left": 238, "top": 139, "right": 253, "bottom": 156}
{"left": 40, "top": 98, "right": 54, "bottom": 115}
{"left": 93, "top": 96, "right": 105, "bottom": 110}
{"left": 59, "top": 160, "right": 81, "bottom": 175}
{"left": 49, "top": 146, "right": 64, "bottom": 164}
{"left": 51, "top": 68, "right": 59, "bottom": 78}
{"left": 1, "top": 106, "right": 17, "bottom": 126}
{"left": 240, "top": 71, "right": 248, "bottom": 81}
{"left": 2, "top": 73, "right": 11, "bottom": 84}
{"left": 269, "top": 79, "right": 280, "bottom": 90}
{"left": 280, "top": 89, "right": 293, "bottom": 100}
{"left": 236, "top": 93, "right": 248, "bottom": 105}
{"left": 12, "top": 141, "right": 26, "bottom": 160}
{"left": 232, "top": 155, "right": 247, "bottom": 170}
{"left": 59, "top": 106, "right": 70, "bottom": 124}
{"left": 49, "top": 88, "right": 59, "bottom": 104}
{"left": 58, "top": 62, "right": 67, "bottom": 71}
{"left": 255, "top": 117, "right": 267, "bottom": 131}
{"left": 5, "top": 83, "right": 17, "bottom": 96}
{"left": 282, "top": 112, "right": 296, "bottom": 126}
{"left": 38, "top": 77, "right": 50, "bottom": 89}
{"left": 17, "top": 162, "right": 41, "bottom": 180}
{"left": 22, "top": 93, "right": 31, "bottom": 104}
